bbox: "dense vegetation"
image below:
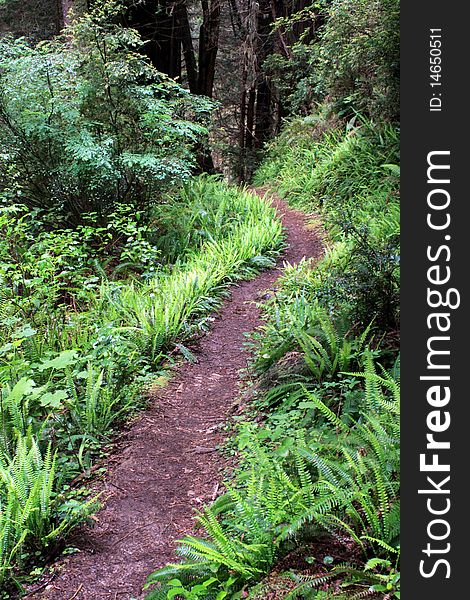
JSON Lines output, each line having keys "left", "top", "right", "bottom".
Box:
{"left": 0, "top": 176, "right": 282, "bottom": 587}
{"left": 145, "top": 112, "right": 400, "bottom": 599}
{"left": 0, "top": 0, "right": 399, "bottom": 597}
{"left": 142, "top": 1, "right": 400, "bottom": 597}
{"left": 0, "top": 7, "right": 283, "bottom": 590}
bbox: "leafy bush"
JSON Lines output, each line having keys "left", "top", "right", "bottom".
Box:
{"left": 153, "top": 176, "right": 282, "bottom": 263}
{"left": 0, "top": 5, "right": 212, "bottom": 225}
{"left": 263, "top": 44, "right": 319, "bottom": 118}
{"left": 84, "top": 178, "right": 283, "bottom": 364}
{"left": 0, "top": 432, "right": 97, "bottom": 587}
{"left": 0, "top": 203, "right": 165, "bottom": 332}
{"left": 317, "top": 0, "right": 400, "bottom": 120}
{"left": 253, "top": 298, "right": 371, "bottom": 383}
{"left": 264, "top": 0, "right": 399, "bottom": 121}
{"left": 283, "top": 360, "right": 400, "bottom": 555}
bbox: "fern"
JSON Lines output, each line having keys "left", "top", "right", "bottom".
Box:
{"left": 284, "top": 571, "right": 338, "bottom": 598}
{"left": 145, "top": 439, "right": 315, "bottom": 596}
{"left": 0, "top": 432, "right": 97, "bottom": 576}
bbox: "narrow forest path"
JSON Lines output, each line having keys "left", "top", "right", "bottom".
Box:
{"left": 30, "top": 191, "right": 323, "bottom": 600}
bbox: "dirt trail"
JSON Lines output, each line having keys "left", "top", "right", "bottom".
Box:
{"left": 30, "top": 191, "right": 323, "bottom": 600}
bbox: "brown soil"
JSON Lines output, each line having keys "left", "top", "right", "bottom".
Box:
{"left": 28, "top": 191, "right": 324, "bottom": 600}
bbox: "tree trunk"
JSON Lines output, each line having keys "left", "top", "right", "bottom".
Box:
{"left": 245, "top": 87, "right": 256, "bottom": 152}
{"left": 254, "top": 80, "right": 272, "bottom": 150}
{"left": 252, "top": 0, "right": 273, "bottom": 150}
{"left": 176, "top": 1, "right": 198, "bottom": 93}
{"left": 197, "top": 0, "right": 221, "bottom": 97}
{"left": 124, "top": 1, "right": 182, "bottom": 80}
{"left": 237, "top": 60, "right": 248, "bottom": 181}
{"left": 57, "top": 0, "right": 74, "bottom": 29}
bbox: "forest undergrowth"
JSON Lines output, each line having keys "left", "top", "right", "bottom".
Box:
{"left": 144, "top": 113, "right": 400, "bottom": 600}
{"left": 0, "top": 0, "right": 400, "bottom": 597}
{"left": 0, "top": 176, "right": 283, "bottom": 593}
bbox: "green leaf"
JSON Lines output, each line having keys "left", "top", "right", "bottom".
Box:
{"left": 191, "top": 585, "right": 207, "bottom": 594}
{"left": 8, "top": 377, "right": 36, "bottom": 401}
{"left": 167, "top": 588, "right": 185, "bottom": 599}
{"left": 38, "top": 350, "right": 79, "bottom": 371}
{"left": 298, "top": 401, "right": 317, "bottom": 409}
{"left": 12, "top": 324, "right": 37, "bottom": 339}
{"left": 39, "top": 390, "right": 69, "bottom": 409}
{"left": 382, "top": 163, "right": 400, "bottom": 176}
{"left": 0, "top": 342, "right": 15, "bottom": 354}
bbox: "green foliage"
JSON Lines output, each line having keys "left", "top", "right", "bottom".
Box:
{"left": 285, "top": 555, "right": 400, "bottom": 599}
{"left": 317, "top": 0, "right": 400, "bottom": 120}
{"left": 153, "top": 177, "right": 282, "bottom": 263}
{"left": 255, "top": 114, "right": 399, "bottom": 332}
{"left": 0, "top": 432, "right": 97, "bottom": 586}
{"left": 0, "top": 175, "right": 282, "bottom": 589}
{"left": 145, "top": 442, "right": 315, "bottom": 598}
{"left": 145, "top": 355, "right": 399, "bottom": 599}
{"left": 86, "top": 178, "right": 282, "bottom": 364}
{"left": 253, "top": 298, "right": 371, "bottom": 383}
{"left": 263, "top": 44, "right": 319, "bottom": 117}
{"left": 267, "top": 0, "right": 399, "bottom": 121}
{"left": 145, "top": 108, "right": 400, "bottom": 600}
{"left": 0, "top": 5, "right": 212, "bottom": 225}
{"left": 283, "top": 367, "right": 400, "bottom": 555}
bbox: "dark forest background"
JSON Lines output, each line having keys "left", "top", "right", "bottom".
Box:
{"left": 0, "top": 0, "right": 398, "bottom": 181}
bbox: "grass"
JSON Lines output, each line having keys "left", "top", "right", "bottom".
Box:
{"left": 92, "top": 207, "right": 282, "bottom": 364}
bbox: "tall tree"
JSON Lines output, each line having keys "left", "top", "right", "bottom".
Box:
{"left": 253, "top": 0, "right": 274, "bottom": 150}
{"left": 196, "top": 0, "right": 220, "bottom": 96}
{"left": 124, "top": 0, "right": 221, "bottom": 99}
{"left": 124, "top": 1, "right": 181, "bottom": 79}
{"left": 235, "top": 0, "right": 275, "bottom": 180}
{"left": 175, "top": 0, "right": 198, "bottom": 92}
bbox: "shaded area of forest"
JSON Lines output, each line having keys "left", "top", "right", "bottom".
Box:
{"left": 1, "top": 0, "right": 398, "bottom": 179}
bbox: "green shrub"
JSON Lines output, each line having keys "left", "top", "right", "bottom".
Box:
{"left": 90, "top": 185, "right": 283, "bottom": 364}
{"left": 317, "top": 0, "right": 400, "bottom": 121}
{"left": 153, "top": 176, "right": 281, "bottom": 263}
{"left": 264, "top": 0, "right": 399, "bottom": 121}
{"left": 0, "top": 7, "right": 212, "bottom": 225}
{"left": 0, "top": 432, "right": 97, "bottom": 587}
{"left": 253, "top": 298, "right": 371, "bottom": 382}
